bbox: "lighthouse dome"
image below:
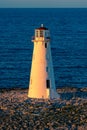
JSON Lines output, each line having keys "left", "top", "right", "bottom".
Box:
{"left": 36, "top": 24, "right": 48, "bottom": 30}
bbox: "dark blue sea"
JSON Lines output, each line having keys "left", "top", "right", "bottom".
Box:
{"left": 0, "top": 8, "right": 87, "bottom": 89}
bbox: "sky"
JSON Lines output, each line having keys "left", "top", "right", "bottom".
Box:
{"left": 0, "top": 0, "right": 87, "bottom": 8}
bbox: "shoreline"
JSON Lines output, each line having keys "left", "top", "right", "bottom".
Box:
{"left": 0, "top": 86, "right": 87, "bottom": 91}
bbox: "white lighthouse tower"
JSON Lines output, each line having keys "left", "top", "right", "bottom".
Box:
{"left": 28, "top": 24, "right": 60, "bottom": 99}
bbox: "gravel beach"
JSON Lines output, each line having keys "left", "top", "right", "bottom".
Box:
{"left": 0, "top": 88, "right": 87, "bottom": 130}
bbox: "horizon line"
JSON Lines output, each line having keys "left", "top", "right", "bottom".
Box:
{"left": 0, "top": 7, "right": 87, "bottom": 9}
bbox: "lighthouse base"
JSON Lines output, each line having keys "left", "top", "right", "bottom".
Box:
{"left": 50, "top": 89, "right": 60, "bottom": 99}
{"left": 28, "top": 88, "right": 60, "bottom": 99}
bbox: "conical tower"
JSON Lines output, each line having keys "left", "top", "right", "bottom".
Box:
{"left": 28, "top": 24, "right": 60, "bottom": 99}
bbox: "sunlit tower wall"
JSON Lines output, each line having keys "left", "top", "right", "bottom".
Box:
{"left": 28, "top": 24, "right": 60, "bottom": 99}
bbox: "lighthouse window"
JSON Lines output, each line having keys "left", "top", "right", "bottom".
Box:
{"left": 46, "top": 67, "right": 48, "bottom": 72}
{"left": 40, "top": 30, "right": 43, "bottom": 37}
{"left": 45, "top": 43, "right": 47, "bottom": 48}
{"left": 46, "top": 80, "right": 50, "bottom": 88}
{"left": 36, "top": 30, "right": 38, "bottom": 37}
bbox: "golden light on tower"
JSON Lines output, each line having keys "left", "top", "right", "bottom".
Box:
{"left": 28, "top": 24, "right": 60, "bottom": 99}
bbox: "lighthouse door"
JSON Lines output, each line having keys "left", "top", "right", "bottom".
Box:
{"left": 46, "top": 80, "right": 50, "bottom": 88}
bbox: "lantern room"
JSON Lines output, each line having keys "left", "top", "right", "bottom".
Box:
{"left": 35, "top": 24, "right": 50, "bottom": 38}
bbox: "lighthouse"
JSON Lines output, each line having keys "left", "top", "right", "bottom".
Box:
{"left": 28, "top": 24, "right": 60, "bottom": 99}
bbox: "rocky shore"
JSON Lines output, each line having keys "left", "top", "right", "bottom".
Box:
{"left": 0, "top": 87, "right": 87, "bottom": 130}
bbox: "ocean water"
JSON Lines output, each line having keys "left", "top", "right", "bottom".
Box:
{"left": 0, "top": 8, "right": 87, "bottom": 89}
